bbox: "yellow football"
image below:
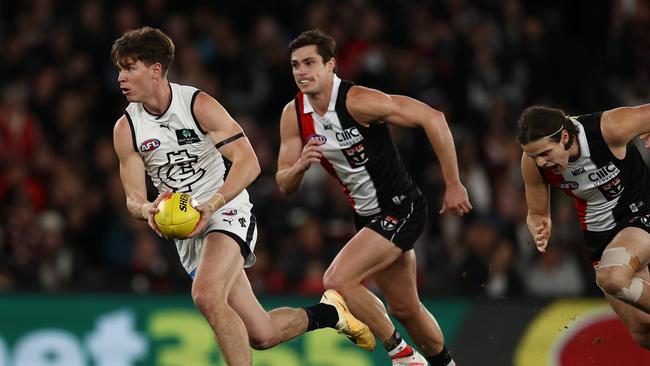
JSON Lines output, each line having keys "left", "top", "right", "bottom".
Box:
{"left": 154, "top": 192, "right": 200, "bottom": 238}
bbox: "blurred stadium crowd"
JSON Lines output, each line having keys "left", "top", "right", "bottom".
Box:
{"left": 1, "top": 0, "right": 650, "bottom": 298}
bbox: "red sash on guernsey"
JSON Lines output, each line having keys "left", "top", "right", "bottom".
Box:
{"left": 541, "top": 169, "right": 588, "bottom": 229}
{"left": 295, "top": 93, "right": 356, "bottom": 208}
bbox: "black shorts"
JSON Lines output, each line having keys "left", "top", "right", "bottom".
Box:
{"left": 354, "top": 190, "right": 427, "bottom": 251}
{"left": 585, "top": 212, "right": 650, "bottom": 263}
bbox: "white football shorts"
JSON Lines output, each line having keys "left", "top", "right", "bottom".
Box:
{"left": 173, "top": 192, "right": 257, "bottom": 278}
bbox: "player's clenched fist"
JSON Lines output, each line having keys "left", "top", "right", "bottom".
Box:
{"left": 297, "top": 138, "right": 323, "bottom": 172}
{"left": 535, "top": 218, "right": 551, "bottom": 252}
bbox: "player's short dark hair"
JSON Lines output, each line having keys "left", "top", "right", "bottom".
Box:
{"left": 111, "top": 26, "right": 175, "bottom": 76}
{"left": 516, "top": 105, "right": 578, "bottom": 145}
{"left": 288, "top": 29, "right": 336, "bottom": 63}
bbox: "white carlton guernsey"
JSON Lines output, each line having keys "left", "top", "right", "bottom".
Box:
{"left": 125, "top": 83, "right": 249, "bottom": 204}
{"left": 125, "top": 83, "right": 256, "bottom": 274}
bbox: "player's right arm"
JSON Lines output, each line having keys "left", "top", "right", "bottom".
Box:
{"left": 521, "top": 152, "right": 552, "bottom": 252}
{"left": 275, "top": 100, "right": 322, "bottom": 195}
{"left": 113, "top": 115, "right": 168, "bottom": 235}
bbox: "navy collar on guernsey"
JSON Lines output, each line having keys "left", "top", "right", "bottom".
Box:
{"left": 302, "top": 74, "right": 341, "bottom": 115}
{"left": 142, "top": 82, "right": 173, "bottom": 120}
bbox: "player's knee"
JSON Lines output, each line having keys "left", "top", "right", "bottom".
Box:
{"left": 191, "top": 287, "right": 227, "bottom": 316}
{"left": 249, "top": 331, "right": 278, "bottom": 350}
{"left": 322, "top": 274, "right": 341, "bottom": 291}
{"left": 323, "top": 268, "right": 350, "bottom": 291}
{"left": 595, "top": 267, "right": 633, "bottom": 298}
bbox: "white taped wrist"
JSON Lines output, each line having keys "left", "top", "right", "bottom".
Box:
{"left": 207, "top": 193, "right": 226, "bottom": 212}
{"left": 141, "top": 202, "right": 152, "bottom": 219}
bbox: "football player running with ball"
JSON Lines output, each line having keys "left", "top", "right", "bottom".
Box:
{"left": 112, "top": 27, "right": 374, "bottom": 365}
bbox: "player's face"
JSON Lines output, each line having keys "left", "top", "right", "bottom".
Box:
{"left": 116, "top": 58, "right": 157, "bottom": 102}
{"left": 291, "top": 45, "right": 334, "bottom": 95}
{"left": 521, "top": 131, "right": 571, "bottom": 174}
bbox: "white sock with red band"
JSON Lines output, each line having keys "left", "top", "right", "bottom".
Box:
{"left": 389, "top": 340, "right": 413, "bottom": 359}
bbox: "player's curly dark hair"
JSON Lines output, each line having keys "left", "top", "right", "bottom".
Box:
{"left": 516, "top": 105, "right": 579, "bottom": 149}
{"left": 111, "top": 26, "right": 175, "bottom": 76}
{"left": 289, "top": 29, "right": 336, "bottom": 63}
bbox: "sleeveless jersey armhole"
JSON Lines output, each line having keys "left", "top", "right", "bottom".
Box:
{"left": 294, "top": 95, "right": 304, "bottom": 143}
{"left": 124, "top": 111, "right": 138, "bottom": 153}
{"left": 334, "top": 80, "right": 357, "bottom": 126}
{"left": 190, "top": 89, "right": 208, "bottom": 135}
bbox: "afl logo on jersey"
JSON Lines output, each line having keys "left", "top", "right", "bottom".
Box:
{"left": 558, "top": 181, "right": 579, "bottom": 190}
{"left": 140, "top": 138, "right": 161, "bottom": 152}
{"left": 307, "top": 134, "right": 327, "bottom": 144}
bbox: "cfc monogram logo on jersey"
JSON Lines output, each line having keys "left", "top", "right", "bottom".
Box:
{"left": 157, "top": 150, "right": 206, "bottom": 192}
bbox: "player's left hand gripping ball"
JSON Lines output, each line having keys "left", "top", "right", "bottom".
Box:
{"left": 154, "top": 192, "right": 200, "bottom": 238}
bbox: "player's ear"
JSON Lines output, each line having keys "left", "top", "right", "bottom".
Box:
{"left": 151, "top": 62, "right": 163, "bottom": 78}
{"left": 327, "top": 57, "right": 335, "bottom": 72}
{"left": 562, "top": 131, "right": 573, "bottom": 150}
